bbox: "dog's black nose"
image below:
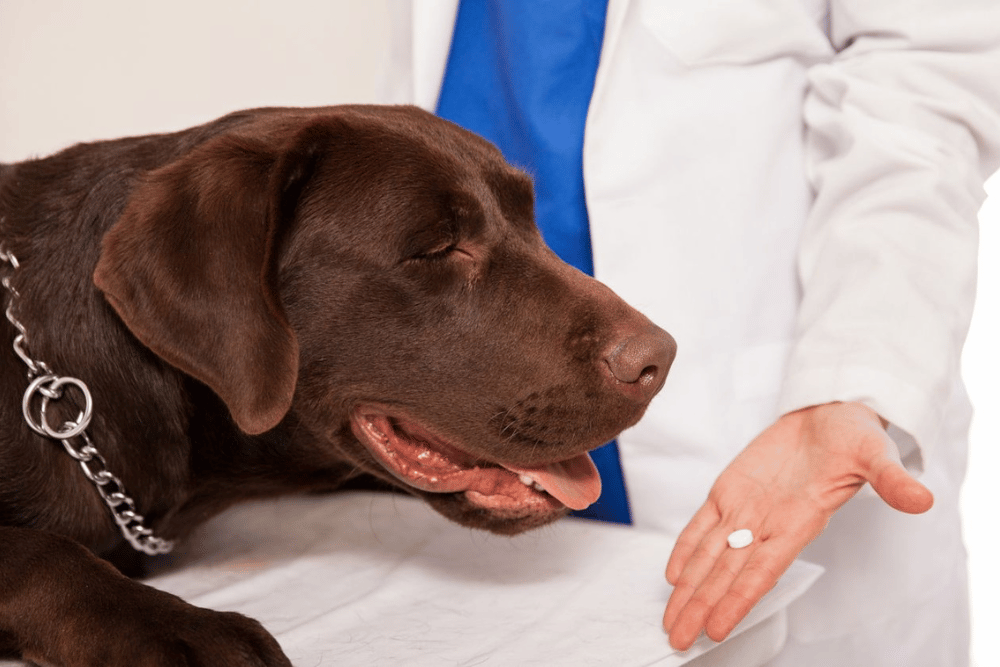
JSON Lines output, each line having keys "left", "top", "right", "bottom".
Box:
{"left": 605, "top": 327, "right": 676, "bottom": 403}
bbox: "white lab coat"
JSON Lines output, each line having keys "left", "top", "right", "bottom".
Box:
{"left": 383, "top": 1, "right": 1000, "bottom": 664}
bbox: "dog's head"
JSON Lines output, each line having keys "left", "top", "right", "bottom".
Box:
{"left": 94, "top": 106, "right": 675, "bottom": 534}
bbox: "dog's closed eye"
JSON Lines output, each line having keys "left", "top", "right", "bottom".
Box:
{"left": 411, "top": 240, "right": 461, "bottom": 262}
{"left": 403, "top": 220, "right": 475, "bottom": 264}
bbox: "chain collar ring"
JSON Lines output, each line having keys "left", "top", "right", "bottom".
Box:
{"left": 0, "top": 240, "right": 174, "bottom": 555}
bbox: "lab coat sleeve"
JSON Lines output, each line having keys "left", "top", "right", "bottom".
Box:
{"left": 776, "top": 0, "right": 1000, "bottom": 466}
{"left": 379, "top": 0, "right": 458, "bottom": 110}
{"left": 380, "top": 0, "right": 417, "bottom": 105}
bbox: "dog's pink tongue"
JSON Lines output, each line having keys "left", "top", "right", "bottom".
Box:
{"left": 509, "top": 453, "right": 602, "bottom": 510}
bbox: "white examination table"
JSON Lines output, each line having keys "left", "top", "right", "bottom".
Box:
{"left": 2, "top": 492, "right": 821, "bottom": 666}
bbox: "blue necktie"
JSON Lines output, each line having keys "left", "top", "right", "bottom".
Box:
{"left": 436, "top": 0, "right": 631, "bottom": 524}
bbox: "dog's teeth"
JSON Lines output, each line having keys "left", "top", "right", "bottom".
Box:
{"left": 516, "top": 474, "right": 546, "bottom": 493}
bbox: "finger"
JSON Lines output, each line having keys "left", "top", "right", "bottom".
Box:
{"left": 703, "top": 537, "right": 798, "bottom": 642}
{"left": 662, "top": 525, "right": 731, "bottom": 633}
{"left": 865, "top": 437, "right": 934, "bottom": 514}
{"left": 702, "top": 503, "right": 829, "bottom": 643}
{"left": 666, "top": 538, "right": 758, "bottom": 650}
{"left": 663, "top": 516, "right": 755, "bottom": 635}
{"left": 869, "top": 458, "right": 934, "bottom": 514}
{"left": 666, "top": 503, "right": 721, "bottom": 585}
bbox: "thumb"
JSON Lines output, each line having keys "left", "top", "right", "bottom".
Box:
{"left": 867, "top": 436, "right": 934, "bottom": 514}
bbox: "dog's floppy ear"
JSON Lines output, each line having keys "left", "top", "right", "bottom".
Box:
{"left": 94, "top": 123, "right": 324, "bottom": 434}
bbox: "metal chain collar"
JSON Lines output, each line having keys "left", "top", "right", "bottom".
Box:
{"left": 0, "top": 243, "right": 174, "bottom": 555}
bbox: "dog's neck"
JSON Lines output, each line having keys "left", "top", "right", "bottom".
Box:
{"left": 0, "top": 243, "right": 175, "bottom": 555}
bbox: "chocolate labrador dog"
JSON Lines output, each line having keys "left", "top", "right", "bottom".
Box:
{"left": 0, "top": 105, "right": 675, "bottom": 666}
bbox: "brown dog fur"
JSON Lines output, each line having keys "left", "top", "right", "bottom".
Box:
{"left": 0, "top": 105, "right": 674, "bottom": 666}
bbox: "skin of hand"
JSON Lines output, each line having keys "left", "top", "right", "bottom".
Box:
{"left": 661, "top": 401, "right": 934, "bottom": 651}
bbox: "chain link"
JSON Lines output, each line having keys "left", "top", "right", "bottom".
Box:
{"left": 0, "top": 243, "right": 174, "bottom": 555}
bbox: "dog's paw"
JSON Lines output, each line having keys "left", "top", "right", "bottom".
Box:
{"left": 130, "top": 606, "right": 294, "bottom": 667}
{"left": 23, "top": 595, "right": 292, "bottom": 667}
{"left": 1, "top": 528, "right": 294, "bottom": 667}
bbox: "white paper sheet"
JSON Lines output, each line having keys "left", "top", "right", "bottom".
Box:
{"left": 0, "top": 492, "right": 821, "bottom": 666}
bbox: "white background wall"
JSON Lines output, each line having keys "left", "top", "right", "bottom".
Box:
{"left": 2, "top": 1, "right": 997, "bottom": 664}
{"left": 0, "top": 0, "right": 391, "bottom": 158}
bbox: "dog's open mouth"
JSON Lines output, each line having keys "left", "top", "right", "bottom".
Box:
{"left": 349, "top": 404, "right": 602, "bottom": 513}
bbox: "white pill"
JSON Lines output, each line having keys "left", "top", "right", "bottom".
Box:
{"left": 727, "top": 529, "right": 754, "bottom": 549}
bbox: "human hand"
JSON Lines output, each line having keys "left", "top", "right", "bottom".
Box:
{"left": 661, "top": 401, "right": 934, "bottom": 650}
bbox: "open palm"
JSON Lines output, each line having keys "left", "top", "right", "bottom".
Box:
{"left": 661, "top": 401, "right": 934, "bottom": 650}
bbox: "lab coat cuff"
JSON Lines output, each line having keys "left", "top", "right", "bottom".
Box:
{"left": 776, "top": 364, "right": 935, "bottom": 477}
